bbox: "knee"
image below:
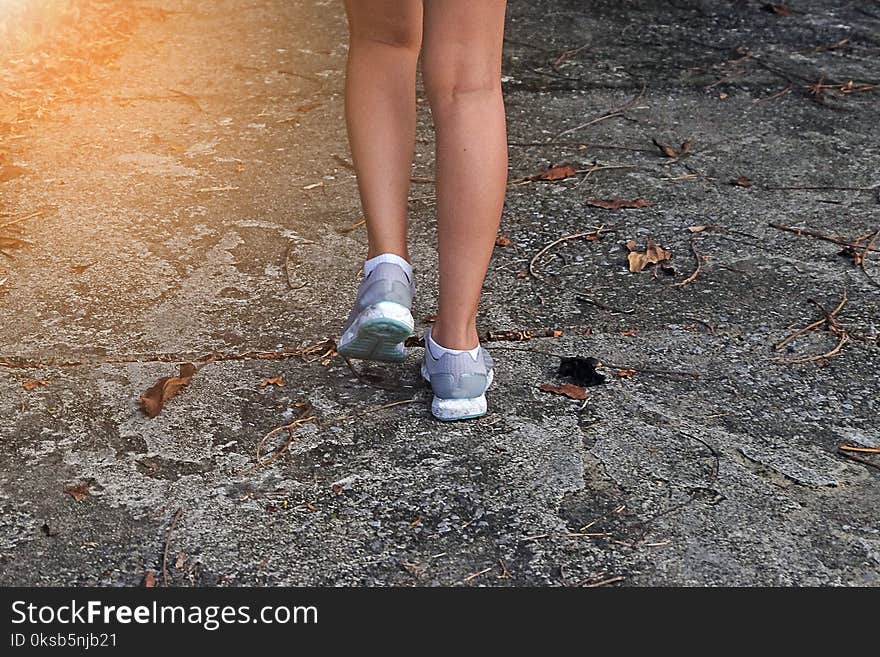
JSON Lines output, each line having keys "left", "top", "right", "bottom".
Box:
{"left": 349, "top": 22, "right": 422, "bottom": 53}
{"left": 421, "top": 55, "right": 501, "bottom": 108}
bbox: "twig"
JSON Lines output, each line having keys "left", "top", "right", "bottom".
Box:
{"left": 774, "top": 290, "right": 846, "bottom": 350}
{"left": 328, "top": 398, "right": 421, "bottom": 424}
{"left": 581, "top": 575, "right": 625, "bottom": 588}
{"left": 765, "top": 186, "right": 878, "bottom": 193}
{"left": 161, "top": 508, "right": 183, "bottom": 588}
{"left": 462, "top": 566, "right": 494, "bottom": 583}
{"left": 858, "top": 229, "right": 880, "bottom": 288}
{"left": 776, "top": 334, "right": 849, "bottom": 364}
{"left": 575, "top": 295, "right": 635, "bottom": 314}
{"left": 0, "top": 209, "right": 48, "bottom": 231}
{"left": 838, "top": 445, "right": 880, "bottom": 454}
{"left": 675, "top": 236, "right": 704, "bottom": 287}
{"left": 753, "top": 84, "right": 793, "bottom": 104}
{"left": 548, "top": 82, "right": 646, "bottom": 142}
{"left": 769, "top": 223, "right": 880, "bottom": 253}
{"left": 529, "top": 225, "right": 618, "bottom": 281}
{"left": 837, "top": 449, "right": 880, "bottom": 472}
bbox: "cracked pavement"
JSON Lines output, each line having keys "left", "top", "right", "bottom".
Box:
{"left": 0, "top": 0, "right": 878, "bottom": 586}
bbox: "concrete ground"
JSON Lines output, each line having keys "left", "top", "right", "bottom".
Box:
{"left": 0, "top": 0, "right": 878, "bottom": 586}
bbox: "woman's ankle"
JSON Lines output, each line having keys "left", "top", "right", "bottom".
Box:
{"left": 430, "top": 320, "right": 479, "bottom": 350}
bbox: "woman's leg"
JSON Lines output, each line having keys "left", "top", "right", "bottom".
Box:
{"left": 421, "top": 0, "right": 508, "bottom": 349}
{"left": 343, "top": 0, "right": 423, "bottom": 260}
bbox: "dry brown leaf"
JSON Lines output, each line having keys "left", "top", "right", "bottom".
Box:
{"left": 627, "top": 239, "right": 672, "bottom": 272}
{"left": 495, "top": 235, "right": 512, "bottom": 247}
{"left": 732, "top": 176, "right": 753, "bottom": 187}
{"left": 140, "top": 363, "right": 197, "bottom": 418}
{"left": 688, "top": 225, "right": 707, "bottom": 233}
{"left": 652, "top": 138, "right": 693, "bottom": 158}
{"left": 22, "top": 379, "right": 50, "bottom": 391}
{"left": 539, "top": 382, "right": 588, "bottom": 400}
{"left": 586, "top": 198, "right": 653, "bottom": 210}
{"left": 531, "top": 164, "right": 578, "bottom": 181}
{"left": 259, "top": 376, "right": 286, "bottom": 388}
{"left": 64, "top": 482, "right": 90, "bottom": 502}
{"left": 551, "top": 329, "right": 564, "bottom": 338}
{"left": 617, "top": 369, "right": 636, "bottom": 378}
{"left": 144, "top": 571, "right": 157, "bottom": 588}
{"left": 765, "top": 3, "right": 793, "bottom": 16}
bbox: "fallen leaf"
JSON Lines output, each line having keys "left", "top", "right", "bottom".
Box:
{"left": 732, "top": 176, "right": 753, "bottom": 187}
{"left": 764, "top": 3, "right": 793, "bottom": 16}
{"left": 175, "top": 552, "right": 187, "bottom": 569}
{"left": 551, "top": 329, "right": 564, "bottom": 338}
{"left": 586, "top": 198, "right": 653, "bottom": 210}
{"left": 259, "top": 376, "right": 286, "bottom": 388}
{"left": 617, "top": 369, "right": 636, "bottom": 378}
{"left": 621, "top": 329, "right": 641, "bottom": 336}
{"left": 140, "top": 363, "right": 197, "bottom": 418}
{"left": 64, "top": 482, "right": 91, "bottom": 502}
{"left": 688, "top": 225, "right": 707, "bottom": 233}
{"left": 495, "top": 235, "right": 511, "bottom": 247}
{"left": 144, "top": 571, "right": 157, "bottom": 588}
{"left": 627, "top": 239, "right": 672, "bottom": 272}
{"left": 558, "top": 356, "right": 607, "bottom": 387}
{"left": 539, "top": 382, "right": 588, "bottom": 400}
{"left": 652, "top": 138, "right": 693, "bottom": 158}
{"left": 22, "top": 379, "right": 50, "bottom": 391}
{"left": 531, "top": 164, "right": 578, "bottom": 181}
{"left": 0, "top": 165, "right": 26, "bottom": 183}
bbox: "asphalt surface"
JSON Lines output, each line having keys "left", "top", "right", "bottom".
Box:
{"left": 0, "top": 0, "right": 878, "bottom": 586}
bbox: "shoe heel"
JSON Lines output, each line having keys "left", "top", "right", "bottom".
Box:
{"left": 338, "top": 302, "right": 414, "bottom": 363}
{"left": 431, "top": 394, "right": 488, "bottom": 422}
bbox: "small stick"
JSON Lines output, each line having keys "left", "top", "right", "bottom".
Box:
{"left": 161, "top": 508, "right": 183, "bottom": 588}
{"left": 769, "top": 223, "right": 880, "bottom": 252}
{"left": 529, "top": 225, "right": 617, "bottom": 281}
{"left": 675, "top": 236, "right": 704, "bottom": 287}
{"left": 838, "top": 445, "right": 880, "bottom": 454}
{"left": 462, "top": 566, "right": 494, "bottom": 583}
{"left": 837, "top": 449, "right": 880, "bottom": 471}
{"left": 754, "top": 84, "right": 793, "bottom": 104}
{"left": 0, "top": 209, "right": 47, "bottom": 231}
{"left": 581, "top": 575, "right": 625, "bottom": 588}
{"left": 765, "top": 185, "right": 878, "bottom": 192}
{"left": 576, "top": 295, "right": 635, "bottom": 314}
{"left": 774, "top": 333, "right": 849, "bottom": 364}
{"left": 858, "top": 229, "right": 880, "bottom": 288}
{"left": 549, "top": 82, "right": 646, "bottom": 142}
{"left": 775, "top": 289, "right": 847, "bottom": 350}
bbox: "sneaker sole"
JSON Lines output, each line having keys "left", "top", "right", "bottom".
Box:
{"left": 338, "top": 302, "right": 414, "bottom": 363}
{"left": 422, "top": 367, "right": 494, "bottom": 421}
